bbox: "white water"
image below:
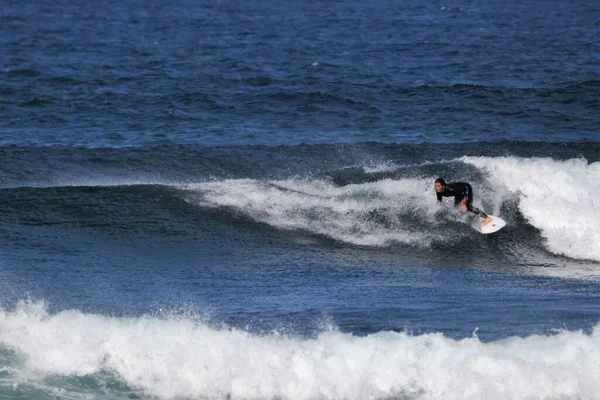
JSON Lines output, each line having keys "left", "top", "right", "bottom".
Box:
{"left": 184, "top": 177, "right": 454, "bottom": 247}
{"left": 0, "top": 301, "right": 598, "bottom": 400}
{"left": 463, "top": 156, "right": 600, "bottom": 262}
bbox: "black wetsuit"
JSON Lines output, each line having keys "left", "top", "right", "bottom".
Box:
{"left": 436, "top": 182, "right": 488, "bottom": 218}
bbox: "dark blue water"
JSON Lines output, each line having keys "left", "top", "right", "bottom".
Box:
{"left": 1, "top": 1, "right": 599, "bottom": 399}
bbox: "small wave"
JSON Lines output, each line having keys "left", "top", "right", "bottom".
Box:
{"left": 5, "top": 68, "right": 41, "bottom": 78}
{"left": 19, "top": 97, "right": 55, "bottom": 107}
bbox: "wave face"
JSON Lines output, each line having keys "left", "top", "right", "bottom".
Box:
{"left": 0, "top": 301, "right": 599, "bottom": 400}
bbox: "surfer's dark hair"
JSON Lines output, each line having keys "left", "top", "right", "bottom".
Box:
{"left": 435, "top": 178, "right": 446, "bottom": 186}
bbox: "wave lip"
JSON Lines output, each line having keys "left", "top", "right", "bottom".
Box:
{"left": 0, "top": 301, "right": 599, "bottom": 400}
{"left": 462, "top": 156, "right": 600, "bottom": 262}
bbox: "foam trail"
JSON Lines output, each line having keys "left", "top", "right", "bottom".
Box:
{"left": 184, "top": 178, "right": 449, "bottom": 247}
{"left": 0, "top": 301, "right": 598, "bottom": 400}
{"left": 462, "top": 156, "right": 600, "bottom": 262}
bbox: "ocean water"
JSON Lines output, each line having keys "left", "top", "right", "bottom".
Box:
{"left": 1, "top": 0, "right": 599, "bottom": 399}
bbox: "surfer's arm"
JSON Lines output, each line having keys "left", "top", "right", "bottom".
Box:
{"left": 436, "top": 192, "right": 442, "bottom": 203}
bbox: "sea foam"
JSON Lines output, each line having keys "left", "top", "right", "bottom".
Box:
{"left": 185, "top": 177, "right": 448, "bottom": 247}
{"left": 0, "top": 301, "right": 598, "bottom": 400}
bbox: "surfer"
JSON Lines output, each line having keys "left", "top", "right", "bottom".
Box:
{"left": 434, "top": 178, "right": 493, "bottom": 225}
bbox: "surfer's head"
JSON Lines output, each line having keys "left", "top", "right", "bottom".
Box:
{"left": 434, "top": 178, "right": 446, "bottom": 193}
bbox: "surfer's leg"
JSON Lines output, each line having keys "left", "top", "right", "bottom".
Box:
{"left": 467, "top": 201, "right": 488, "bottom": 219}
{"left": 458, "top": 196, "right": 490, "bottom": 220}
{"left": 469, "top": 203, "right": 493, "bottom": 226}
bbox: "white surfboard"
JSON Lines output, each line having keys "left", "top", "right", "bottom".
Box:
{"left": 480, "top": 215, "right": 506, "bottom": 234}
